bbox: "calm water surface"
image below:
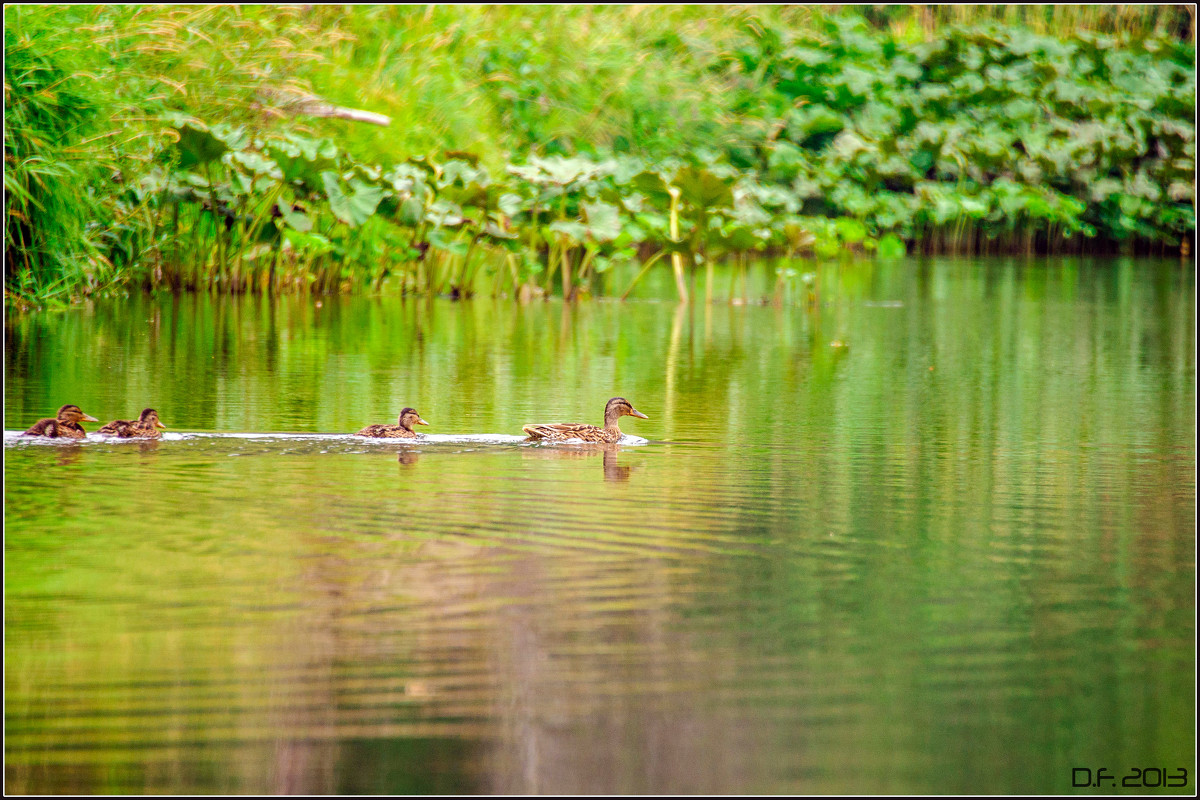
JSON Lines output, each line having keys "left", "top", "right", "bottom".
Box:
{"left": 4, "top": 257, "right": 1195, "bottom": 794}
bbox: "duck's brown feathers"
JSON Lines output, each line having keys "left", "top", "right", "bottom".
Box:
{"left": 23, "top": 418, "right": 88, "bottom": 438}
{"left": 355, "top": 407, "right": 428, "bottom": 438}
{"left": 355, "top": 423, "right": 418, "bottom": 438}
{"left": 22, "top": 404, "right": 98, "bottom": 439}
{"left": 521, "top": 422, "right": 622, "bottom": 443}
{"left": 522, "top": 397, "right": 648, "bottom": 443}
{"left": 97, "top": 419, "right": 162, "bottom": 438}
{"left": 98, "top": 408, "right": 165, "bottom": 438}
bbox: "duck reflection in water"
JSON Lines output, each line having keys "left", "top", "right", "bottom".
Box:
{"left": 54, "top": 446, "right": 84, "bottom": 467}
{"left": 602, "top": 446, "right": 631, "bottom": 482}
{"left": 397, "top": 449, "right": 420, "bottom": 466}
{"left": 522, "top": 441, "right": 632, "bottom": 482}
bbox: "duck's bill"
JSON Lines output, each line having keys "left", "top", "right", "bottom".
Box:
{"left": 417, "top": 418, "right": 429, "bottom": 425}
{"left": 155, "top": 421, "right": 167, "bottom": 429}
{"left": 630, "top": 409, "right": 649, "bottom": 419}
{"left": 83, "top": 413, "right": 99, "bottom": 422}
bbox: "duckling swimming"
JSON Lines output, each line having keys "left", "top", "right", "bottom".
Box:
{"left": 522, "top": 397, "right": 648, "bottom": 443}
{"left": 355, "top": 407, "right": 429, "bottom": 438}
{"left": 98, "top": 408, "right": 167, "bottom": 438}
{"left": 21, "top": 404, "right": 99, "bottom": 439}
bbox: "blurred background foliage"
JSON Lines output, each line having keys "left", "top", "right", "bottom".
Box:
{"left": 4, "top": 4, "right": 1195, "bottom": 306}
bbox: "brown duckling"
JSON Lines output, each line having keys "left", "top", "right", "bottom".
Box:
{"left": 522, "top": 397, "right": 648, "bottom": 443}
{"left": 98, "top": 408, "right": 167, "bottom": 438}
{"left": 355, "top": 407, "right": 429, "bottom": 438}
{"left": 22, "top": 404, "right": 99, "bottom": 439}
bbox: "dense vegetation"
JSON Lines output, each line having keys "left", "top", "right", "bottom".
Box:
{"left": 4, "top": 5, "right": 1195, "bottom": 306}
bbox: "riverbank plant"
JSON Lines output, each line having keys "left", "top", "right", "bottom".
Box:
{"left": 4, "top": 5, "right": 1194, "bottom": 306}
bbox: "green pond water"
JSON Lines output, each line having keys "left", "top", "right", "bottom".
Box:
{"left": 4, "top": 257, "right": 1195, "bottom": 794}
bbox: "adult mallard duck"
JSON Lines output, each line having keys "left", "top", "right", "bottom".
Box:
{"left": 355, "top": 407, "right": 429, "bottom": 438}
{"left": 98, "top": 408, "right": 167, "bottom": 438}
{"left": 522, "top": 397, "right": 648, "bottom": 443}
{"left": 21, "top": 404, "right": 99, "bottom": 439}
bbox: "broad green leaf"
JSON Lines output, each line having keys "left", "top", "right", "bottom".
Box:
{"left": 322, "top": 172, "right": 384, "bottom": 227}
{"left": 428, "top": 228, "right": 470, "bottom": 256}
{"left": 275, "top": 200, "right": 312, "bottom": 232}
{"left": 549, "top": 220, "right": 588, "bottom": 242}
{"left": 174, "top": 122, "right": 229, "bottom": 169}
{"left": 582, "top": 201, "right": 622, "bottom": 242}
{"left": 877, "top": 233, "right": 907, "bottom": 259}
{"left": 676, "top": 166, "right": 734, "bottom": 211}
{"left": 834, "top": 217, "right": 867, "bottom": 244}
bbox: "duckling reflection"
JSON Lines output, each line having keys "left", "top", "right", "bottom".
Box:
{"left": 522, "top": 441, "right": 632, "bottom": 482}
{"left": 54, "top": 446, "right": 84, "bottom": 467}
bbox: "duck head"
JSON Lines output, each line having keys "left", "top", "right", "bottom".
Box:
{"left": 138, "top": 408, "right": 167, "bottom": 429}
{"left": 604, "top": 397, "right": 648, "bottom": 424}
{"left": 398, "top": 407, "right": 429, "bottom": 431}
{"left": 58, "top": 404, "right": 99, "bottom": 424}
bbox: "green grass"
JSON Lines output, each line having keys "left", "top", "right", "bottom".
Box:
{"left": 4, "top": 5, "right": 1195, "bottom": 307}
